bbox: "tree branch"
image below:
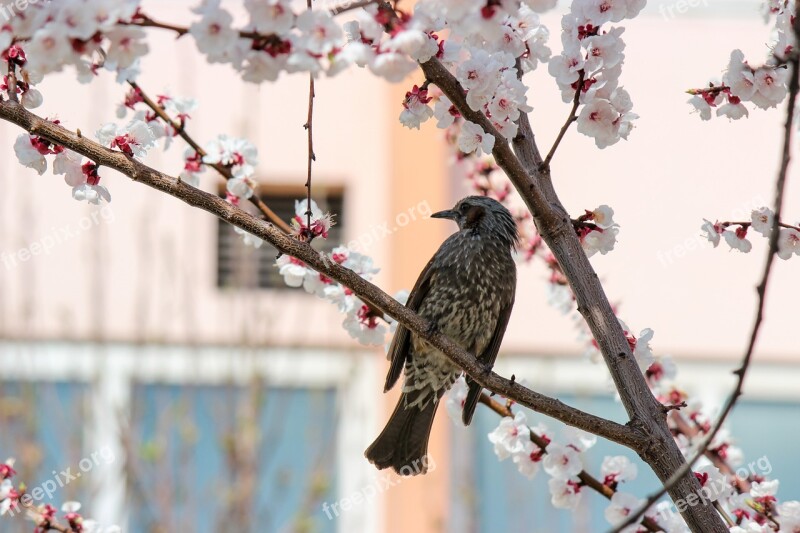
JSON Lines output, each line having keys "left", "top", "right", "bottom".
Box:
{"left": 610, "top": 15, "right": 800, "bottom": 533}
{"left": 418, "top": 52, "right": 726, "bottom": 533}
{"left": 0, "top": 99, "right": 646, "bottom": 453}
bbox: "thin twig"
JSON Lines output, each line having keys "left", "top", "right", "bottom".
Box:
{"left": 719, "top": 220, "right": 800, "bottom": 231}
{"left": 124, "top": 13, "right": 189, "bottom": 36}
{"left": 126, "top": 81, "right": 291, "bottom": 234}
{"left": 610, "top": 16, "right": 800, "bottom": 533}
{"left": 542, "top": 70, "right": 585, "bottom": 170}
{"left": 304, "top": 0, "right": 316, "bottom": 238}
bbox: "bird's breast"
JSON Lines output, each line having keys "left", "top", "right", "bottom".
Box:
{"left": 417, "top": 237, "right": 515, "bottom": 352}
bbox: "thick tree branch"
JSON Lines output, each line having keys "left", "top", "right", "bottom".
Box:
{"left": 419, "top": 53, "right": 725, "bottom": 533}
{"left": 0, "top": 99, "right": 646, "bottom": 453}
{"left": 612, "top": 16, "right": 800, "bottom": 533}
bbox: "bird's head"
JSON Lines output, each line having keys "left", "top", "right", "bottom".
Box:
{"left": 431, "top": 196, "right": 518, "bottom": 248}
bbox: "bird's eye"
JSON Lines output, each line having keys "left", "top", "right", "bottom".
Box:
{"left": 459, "top": 203, "right": 470, "bottom": 213}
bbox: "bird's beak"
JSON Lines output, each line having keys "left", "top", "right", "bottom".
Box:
{"left": 431, "top": 209, "right": 458, "bottom": 220}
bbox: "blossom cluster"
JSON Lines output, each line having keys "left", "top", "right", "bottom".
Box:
{"left": 701, "top": 207, "right": 800, "bottom": 260}
{"left": 13, "top": 126, "right": 112, "bottom": 205}
{"left": 688, "top": 3, "right": 793, "bottom": 121}
{"left": 1, "top": 1, "right": 145, "bottom": 108}
{"left": 549, "top": 0, "right": 644, "bottom": 147}
{"left": 448, "top": 389, "right": 652, "bottom": 530}
{"left": 386, "top": 1, "right": 551, "bottom": 145}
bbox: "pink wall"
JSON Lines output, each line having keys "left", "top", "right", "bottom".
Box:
{"left": 0, "top": 2, "right": 795, "bottom": 364}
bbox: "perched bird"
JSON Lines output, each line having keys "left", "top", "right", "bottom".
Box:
{"left": 365, "top": 195, "right": 518, "bottom": 475}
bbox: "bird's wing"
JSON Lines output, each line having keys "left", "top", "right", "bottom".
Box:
{"left": 461, "top": 290, "right": 516, "bottom": 426}
{"left": 384, "top": 255, "right": 436, "bottom": 393}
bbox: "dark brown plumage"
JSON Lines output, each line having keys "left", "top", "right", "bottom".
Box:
{"left": 365, "top": 196, "right": 518, "bottom": 475}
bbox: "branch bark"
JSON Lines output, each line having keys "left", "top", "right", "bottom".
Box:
{"left": 0, "top": 99, "right": 645, "bottom": 453}
{"left": 418, "top": 55, "right": 726, "bottom": 533}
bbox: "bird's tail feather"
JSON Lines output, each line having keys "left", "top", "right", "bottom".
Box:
{"left": 461, "top": 378, "right": 482, "bottom": 426}
{"left": 364, "top": 392, "right": 438, "bottom": 475}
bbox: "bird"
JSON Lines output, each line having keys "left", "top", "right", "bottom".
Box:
{"left": 364, "top": 195, "right": 518, "bottom": 475}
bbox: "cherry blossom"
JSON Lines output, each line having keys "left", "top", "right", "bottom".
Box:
{"left": 105, "top": 27, "right": 149, "bottom": 71}
{"left": 276, "top": 255, "right": 307, "bottom": 287}
{"left": 701, "top": 219, "right": 723, "bottom": 247}
{"left": 751, "top": 479, "right": 780, "bottom": 500}
{"left": 189, "top": 2, "right": 241, "bottom": 63}
{"left": 180, "top": 150, "right": 205, "bottom": 187}
{"left": 777, "top": 227, "right": 800, "bottom": 259}
{"left": 548, "top": 476, "right": 583, "bottom": 509}
{"left": 601, "top": 455, "right": 638, "bottom": 486}
{"left": 487, "top": 411, "right": 529, "bottom": 460}
{"left": 693, "top": 464, "right": 733, "bottom": 503}
{"left": 457, "top": 121, "right": 495, "bottom": 156}
{"left": 750, "top": 207, "right": 775, "bottom": 236}
{"left": 604, "top": 492, "right": 645, "bottom": 533}
{"left": 582, "top": 225, "right": 619, "bottom": 257}
{"left": 245, "top": 0, "right": 295, "bottom": 34}
{"left": 777, "top": 500, "right": 800, "bottom": 533}
{"left": 590, "top": 204, "right": 616, "bottom": 228}
{"left": 716, "top": 98, "right": 749, "bottom": 120}
{"left": 96, "top": 120, "right": 157, "bottom": 159}
{"left": 512, "top": 438, "right": 547, "bottom": 479}
{"left": 400, "top": 84, "right": 434, "bottom": 130}
{"left": 543, "top": 442, "right": 584, "bottom": 479}
{"left": 576, "top": 89, "right": 638, "bottom": 148}
{"left": 203, "top": 135, "right": 259, "bottom": 179}
{"left": 72, "top": 183, "right": 112, "bottom": 205}
{"left": 688, "top": 94, "right": 714, "bottom": 121}
{"left": 13, "top": 134, "right": 49, "bottom": 175}
{"left": 723, "top": 227, "right": 752, "bottom": 253}
{"left": 342, "top": 300, "right": 387, "bottom": 346}
{"left": 290, "top": 199, "right": 335, "bottom": 241}
{"left": 433, "top": 94, "right": 460, "bottom": 129}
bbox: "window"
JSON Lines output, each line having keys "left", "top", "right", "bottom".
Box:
{"left": 216, "top": 186, "right": 345, "bottom": 289}
{"left": 0, "top": 342, "right": 380, "bottom": 533}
